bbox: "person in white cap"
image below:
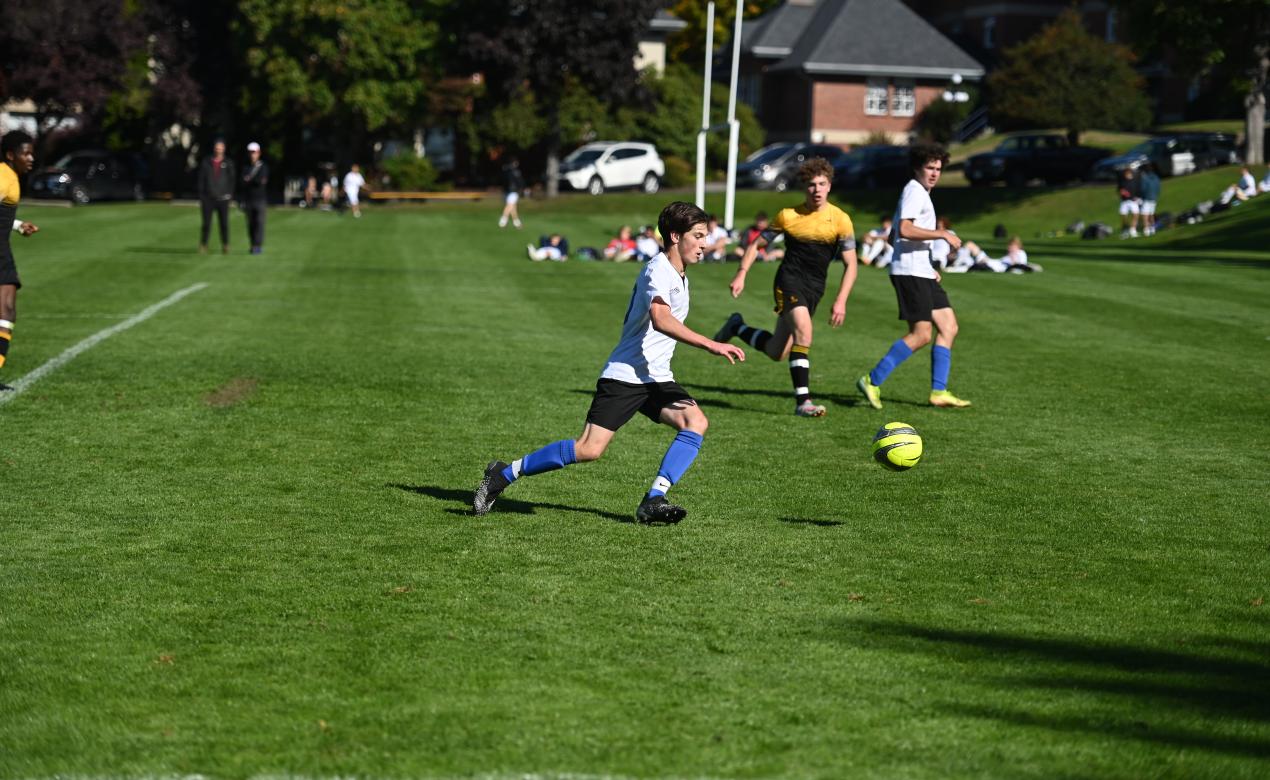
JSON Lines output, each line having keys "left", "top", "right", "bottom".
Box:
{"left": 343, "top": 163, "right": 366, "bottom": 218}
{"left": 242, "top": 142, "right": 269, "bottom": 254}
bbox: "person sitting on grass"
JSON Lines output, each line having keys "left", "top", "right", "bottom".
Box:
{"left": 634, "top": 225, "right": 661, "bottom": 261}
{"left": 604, "top": 225, "right": 637, "bottom": 262}
{"left": 1259, "top": 166, "right": 1270, "bottom": 194}
{"left": 732, "top": 211, "right": 785, "bottom": 263}
{"left": 702, "top": 214, "right": 732, "bottom": 262}
{"left": 527, "top": 233, "right": 569, "bottom": 262}
{"left": 860, "top": 216, "right": 894, "bottom": 267}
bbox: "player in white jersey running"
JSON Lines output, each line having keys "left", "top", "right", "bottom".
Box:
{"left": 857, "top": 143, "right": 972, "bottom": 409}
{"left": 473, "top": 201, "right": 746, "bottom": 524}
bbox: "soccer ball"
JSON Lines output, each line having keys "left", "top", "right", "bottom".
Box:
{"left": 872, "top": 422, "right": 922, "bottom": 471}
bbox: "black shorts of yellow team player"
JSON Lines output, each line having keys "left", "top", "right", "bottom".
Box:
{"left": 773, "top": 267, "right": 824, "bottom": 316}
{"left": 585, "top": 378, "right": 696, "bottom": 431}
{"left": 0, "top": 248, "right": 21, "bottom": 289}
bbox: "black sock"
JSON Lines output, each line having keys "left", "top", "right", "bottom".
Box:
{"left": 789, "top": 344, "right": 811, "bottom": 404}
{"left": 737, "top": 324, "right": 771, "bottom": 351}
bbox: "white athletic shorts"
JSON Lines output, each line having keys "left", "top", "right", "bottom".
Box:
{"left": 345, "top": 189, "right": 360, "bottom": 206}
{"left": 505, "top": 192, "right": 520, "bottom": 205}
{"left": 1140, "top": 200, "right": 1156, "bottom": 216}
{"left": 1119, "top": 199, "right": 1140, "bottom": 216}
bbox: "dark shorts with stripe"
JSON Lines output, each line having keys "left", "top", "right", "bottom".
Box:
{"left": 0, "top": 248, "right": 20, "bottom": 289}
{"left": 891, "top": 274, "right": 950, "bottom": 322}
{"left": 773, "top": 267, "right": 825, "bottom": 316}
{"left": 586, "top": 378, "right": 695, "bottom": 431}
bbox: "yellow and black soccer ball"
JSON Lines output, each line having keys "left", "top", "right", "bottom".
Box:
{"left": 872, "top": 422, "right": 923, "bottom": 471}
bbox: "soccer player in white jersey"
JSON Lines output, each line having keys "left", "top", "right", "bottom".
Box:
{"left": 474, "top": 201, "right": 746, "bottom": 524}
{"left": 857, "top": 144, "right": 971, "bottom": 409}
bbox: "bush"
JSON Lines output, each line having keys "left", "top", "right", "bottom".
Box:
{"left": 915, "top": 98, "right": 972, "bottom": 144}
{"left": 662, "top": 155, "right": 693, "bottom": 188}
{"left": 379, "top": 153, "right": 441, "bottom": 191}
{"left": 861, "top": 130, "right": 895, "bottom": 147}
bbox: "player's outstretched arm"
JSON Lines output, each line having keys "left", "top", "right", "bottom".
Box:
{"left": 650, "top": 300, "right": 745, "bottom": 364}
{"left": 900, "top": 218, "right": 960, "bottom": 250}
{"left": 729, "top": 238, "right": 764, "bottom": 298}
{"left": 829, "top": 248, "right": 858, "bottom": 328}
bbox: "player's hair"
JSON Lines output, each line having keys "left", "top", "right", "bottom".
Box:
{"left": 798, "top": 156, "right": 834, "bottom": 184}
{"left": 909, "top": 143, "right": 950, "bottom": 174}
{"left": 1, "top": 130, "right": 34, "bottom": 159}
{"left": 658, "top": 201, "right": 709, "bottom": 247}
{"left": 755, "top": 210, "right": 768, "bottom": 221}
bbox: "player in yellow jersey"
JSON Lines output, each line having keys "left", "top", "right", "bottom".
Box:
{"left": 714, "top": 156, "right": 859, "bottom": 416}
{"left": 1, "top": 131, "right": 40, "bottom": 390}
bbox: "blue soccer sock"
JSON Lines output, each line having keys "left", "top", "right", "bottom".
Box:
{"left": 647, "top": 430, "right": 704, "bottom": 498}
{"left": 931, "top": 345, "right": 952, "bottom": 391}
{"left": 869, "top": 339, "right": 914, "bottom": 386}
{"left": 502, "top": 439, "right": 577, "bottom": 483}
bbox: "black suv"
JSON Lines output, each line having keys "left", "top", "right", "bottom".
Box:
{"left": 738, "top": 142, "right": 845, "bottom": 191}
{"left": 28, "top": 150, "right": 149, "bottom": 204}
{"left": 832, "top": 145, "right": 910, "bottom": 189}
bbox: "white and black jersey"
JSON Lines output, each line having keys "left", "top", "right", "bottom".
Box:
{"left": 601, "top": 253, "right": 689, "bottom": 384}
{"left": 890, "top": 179, "right": 938, "bottom": 279}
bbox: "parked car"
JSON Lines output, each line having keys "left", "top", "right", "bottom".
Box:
{"left": 831, "top": 145, "right": 911, "bottom": 189}
{"left": 558, "top": 142, "right": 664, "bottom": 195}
{"left": 738, "top": 142, "right": 845, "bottom": 191}
{"left": 1091, "top": 132, "right": 1241, "bottom": 180}
{"left": 964, "top": 133, "right": 1110, "bottom": 187}
{"left": 28, "top": 150, "right": 149, "bottom": 204}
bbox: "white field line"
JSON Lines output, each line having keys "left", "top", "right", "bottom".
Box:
{"left": 0, "top": 282, "right": 209, "bottom": 405}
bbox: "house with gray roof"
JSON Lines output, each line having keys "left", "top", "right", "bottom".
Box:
{"left": 737, "top": 0, "right": 984, "bottom": 145}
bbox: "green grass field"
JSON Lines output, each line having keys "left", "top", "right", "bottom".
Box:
{"left": 3, "top": 181, "right": 1268, "bottom": 779}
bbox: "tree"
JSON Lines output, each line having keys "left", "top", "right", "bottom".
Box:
{"left": 1116, "top": 0, "right": 1270, "bottom": 165}
{"left": 665, "top": 0, "right": 782, "bottom": 65}
{"left": 0, "top": 0, "right": 146, "bottom": 149}
{"left": 455, "top": 0, "right": 662, "bottom": 196}
{"left": 987, "top": 10, "right": 1152, "bottom": 144}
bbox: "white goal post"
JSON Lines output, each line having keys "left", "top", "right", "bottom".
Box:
{"left": 694, "top": 1, "right": 743, "bottom": 232}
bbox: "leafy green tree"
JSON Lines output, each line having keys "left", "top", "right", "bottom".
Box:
{"left": 1116, "top": 0, "right": 1270, "bottom": 164}
{"left": 237, "top": 0, "right": 444, "bottom": 146}
{"left": 454, "top": 0, "right": 662, "bottom": 196}
{"left": 642, "top": 64, "right": 764, "bottom": 168}
{"left": 987, "top": 9, "right": 1152, "bottom": 144}
{"left": 665, "top": 0, "right": 782, "bottom": 65}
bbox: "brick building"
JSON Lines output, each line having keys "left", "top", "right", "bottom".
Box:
{"left": 737, "top": 0, "right": 984, "bottom": 145}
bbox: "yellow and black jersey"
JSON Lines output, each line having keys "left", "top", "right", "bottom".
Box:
{"left": 0, "top": 162, "right": 19, "bottom": 258}
{"left": 763, "top": 203, "right": 855, "bottom": 283}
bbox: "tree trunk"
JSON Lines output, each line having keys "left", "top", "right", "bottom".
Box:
{"left": 1247, "top": 90, "right": 1266, "bottom": 166}
{"left": 1245, "top": 45, "right": 1268, "bottom": 166}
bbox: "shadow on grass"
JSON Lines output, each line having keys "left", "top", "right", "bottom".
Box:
{"left": 683, "top": 382, "right": 928, "bottom": 410}
{"left": 780, "top": 516, "right": 844, "bottom": 528}
{"left": 1042, "top": 246, "right": 1270, "bottom": 269}
{"left": 831, "top": 618, "right": 1270, "bottom": 758}
{"left": 387, "top": 483, "right": 634, "bottom": 524}
{"left": 125, "top": 246, "right": 204, "bottom": 255}
{"left": 567, "top": 388, "right": 783, "bottom": 415}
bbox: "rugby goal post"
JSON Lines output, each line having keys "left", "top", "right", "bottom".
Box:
{"left": 695, "top": 1, "right": 743, "bottom": 232}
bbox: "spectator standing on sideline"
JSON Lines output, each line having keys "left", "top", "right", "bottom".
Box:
{"left": 242, "top": 142, "right": 269, "bottom": 254}
{"left": 198, "top": 140, "right": 235, "bottom": 253}
{"left": 499, "top": 156, "right": 524, "bottom": 228}
{"left": 343, "top": 163, "right": 366, "bottom": 218}
{"left": 1118, "top": 168, "right": 1141, "bottom": 238}
{"left": 1138, "top": 163, "right": 1161, "bottom": 237}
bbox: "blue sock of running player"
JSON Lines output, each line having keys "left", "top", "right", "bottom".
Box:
{"left": 647, "top": 430, "right": 704, "bottom": 498}
{"left": 869, "top": 339, "right": 914, "bottom": 385}
{"left": 736, "top": 324, "right": 771, "bottom": 351}
{"left": 502, "top": 439, "right": 577, "bottom": 483}
{"left": 931, "top": 345, "right": 952, "bottom": 391}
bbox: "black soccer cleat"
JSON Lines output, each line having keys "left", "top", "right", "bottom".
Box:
{"left": 0, "top": 382, "right": 13, "bottom": 392}
{"left": 635, "top": 495, "right": 687, "bottom": 525}
{"left": 473, "top": 460, "right": 511, "bottom": 515}
{"left": 713, "top": 312, "right": 744, "bottom": 343}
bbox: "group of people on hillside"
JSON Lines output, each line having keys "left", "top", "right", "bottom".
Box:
{"left": 1116, "top": 164, "right": 1163, "bottom": 238}
{"left": 477, "top": 144, "right": 980, "bottom": 524}
{"left": 1218, "top": 165, "right": 1270, "bottom": 207}
{"left": 198, "top": 139, "right": 367, "bottom": 255}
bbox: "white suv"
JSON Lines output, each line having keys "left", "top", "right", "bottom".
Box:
{"left": 559, "top": 142, "right": 665, "bottom": 195}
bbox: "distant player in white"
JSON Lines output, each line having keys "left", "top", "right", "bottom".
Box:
{"left": 473, "top": 201, "right": 746, "bottom": 524}
{"left": 343, "top": 163, "right": 366, "bottom": 218}
{"left": 857, "top": 143, "right": 972, "bottom": 409}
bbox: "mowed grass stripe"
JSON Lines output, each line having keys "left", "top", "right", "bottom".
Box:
{"left": 1, "top": 201, "right": 1267, "bottom": 779}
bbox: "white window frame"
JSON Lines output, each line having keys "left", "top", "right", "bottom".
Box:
{"left": 891, "top": 80, "right": 916, "bottom": 117}
{"left": 865, "top": 78, "right": 888, "bottom": 116}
